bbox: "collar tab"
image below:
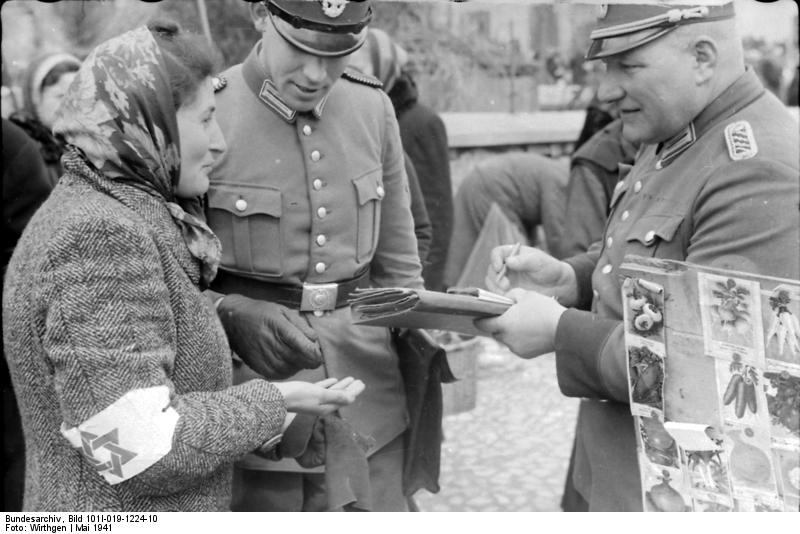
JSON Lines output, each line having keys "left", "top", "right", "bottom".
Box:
{"left": 656, "top": 123, "right": 696, "bottom": 169}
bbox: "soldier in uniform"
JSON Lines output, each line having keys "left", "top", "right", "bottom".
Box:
{"left": 477, "top": 2, "right": 799, "bottom": 511}
{"left": 205, "top": 0, "right": 423, "bottom": 511}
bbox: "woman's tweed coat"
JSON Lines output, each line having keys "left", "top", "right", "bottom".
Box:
{"left": 3, "top": 166, "right": 286, "bottom": 511}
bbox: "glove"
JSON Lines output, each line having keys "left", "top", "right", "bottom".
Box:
{"left": 216, "top": 294, "right": 323, "bottom": 379}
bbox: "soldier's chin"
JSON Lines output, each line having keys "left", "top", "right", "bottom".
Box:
{"left": 287, "top": 87, "right": 323, "bottom": 111}
{"left": 620, "top": 122, "right": 647, "bottom": 145}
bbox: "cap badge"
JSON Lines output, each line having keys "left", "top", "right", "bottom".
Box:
{"left": 321, "top": 0, "right": 348, "bottom": 18}
{"left": 598, "top": 3, "right": 608, "bottom": 19}
{"left": 724, "top": 120, "right": 758, "bottom": 161}
{"left": 666, "top": 6, "right": 709, "bottom": 24}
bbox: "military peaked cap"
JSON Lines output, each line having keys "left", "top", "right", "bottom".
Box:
{"left": 586, "top": 1, "right": 736, "bottom": 60}
{"left": 255, "top": 0, "right": 373, "bottom": 57}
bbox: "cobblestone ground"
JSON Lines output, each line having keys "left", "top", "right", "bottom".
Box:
{"left": 414, "top": 338, "right": 580, "bottom": 512}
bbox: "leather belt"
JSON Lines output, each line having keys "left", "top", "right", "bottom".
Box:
{"left": 213, "top": 270, "right": 369, "bottom": 313}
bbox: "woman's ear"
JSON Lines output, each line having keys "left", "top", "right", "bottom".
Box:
{"left": 693, "top": 37, "right": 718, "bottom": 85}
{"left": 250, "top": 2, "right": 269, "bottom": 32}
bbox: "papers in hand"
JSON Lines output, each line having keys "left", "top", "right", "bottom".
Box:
{"left": 348, "top": 287, "right": 513, "bottom": 337}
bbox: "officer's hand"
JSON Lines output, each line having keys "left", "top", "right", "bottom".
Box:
{"left": 475, "top": 288, "right": 565, "bottom": 359}
{"left": 217, "top": 294, "right": 323, "bottom": 379}
{"left": 274, "top": 377, "right": 365, "bottom": 416}
{"left": 485, "top": 244, "right": 579, "bottom": 307}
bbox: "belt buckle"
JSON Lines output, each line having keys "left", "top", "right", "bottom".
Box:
{"left": 300, "top": 282, "right": 338, "bottom": 313}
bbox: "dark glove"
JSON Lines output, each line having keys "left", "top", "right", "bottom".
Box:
{"left": 216, "top": 294, "right": 323, "bottom": 379}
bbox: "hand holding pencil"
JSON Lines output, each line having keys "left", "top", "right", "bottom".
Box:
{"left": 485, "top": 243, "right": 580, "bottom": 308}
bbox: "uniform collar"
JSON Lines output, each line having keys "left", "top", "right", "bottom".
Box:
{"left": 242, "top": 43, "right": 329, "bottom": 123}
{"left": 655, "top": 68, "right": 764, "bottom": 169}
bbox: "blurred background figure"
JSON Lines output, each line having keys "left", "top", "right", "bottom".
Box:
{"left": 443, "top": 152, "right": 568, "bottom": 290}
{"left": 2, "top": 118, "right": 54, "bottom": 512}
{"left": 8, "top": 52, "right": 81, "bottom": 186}
{"left": 355, "top": 29, "right": 455, "bottom": 293}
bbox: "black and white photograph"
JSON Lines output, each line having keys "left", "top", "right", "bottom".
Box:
{"left": 1, "top": 0, "right": 798, "bottom": 524}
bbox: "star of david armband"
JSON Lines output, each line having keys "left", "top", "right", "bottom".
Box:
{"left": 60, "top": 386, "right": 180, "bottom": 485}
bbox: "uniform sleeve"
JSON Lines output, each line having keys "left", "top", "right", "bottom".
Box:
{"left": 43, "top": 215, "right": 286, "bottom": 496}
{"left": 370, "top": 92, "right": 424, "bottom": 289}
{"left": 405, "top": 155, "right": 433, "bottom": 264}
{"left": 561, "top": 161, "right": 611, "bottom": 258}
{"left": 554, "top": 158, "right": 800, "bottom": 404}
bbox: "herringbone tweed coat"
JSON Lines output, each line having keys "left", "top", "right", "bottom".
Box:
{"left": 3, "top": 161, "right": 286, "bottom": 511}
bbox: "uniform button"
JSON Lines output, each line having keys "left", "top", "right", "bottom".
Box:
{"left": 317, "top": 206, "right": 327, "bottom": 218}
{"left": 602, "top": 264, "right": 613, "bottom": 275}
{"left": 621, "top": 210, "right": 630, "bottom": 221}
{"left": 313, "top": 310, "right": 324, "bottom": 317}
{"left": 645, "top": 230, "right": 656, "bottom": 243}
{"left": 235, "top": 198, "right": 247, "bottom": 212}
{"left": 310, "top": 150, "right": 321, "bottom": 162}
{"left": 376, "top": 186, "right": 385, "bottom": 198}
{"left": 312, "top": 178, "right": 323, "bottom": 190}
{"left": 316, "top": 234, "right": 327, "bottom": 246}
{"left": 634, "top": 181, "right": 642, "bottom": 193}
{"left": 606, "top": 236, "right": 613, "bottom": 248}
{"left": 302, "top": 124, "right": 312, "bottom": 136}
{"left": 315, "top": 262, "right": 326, "bottom": 274}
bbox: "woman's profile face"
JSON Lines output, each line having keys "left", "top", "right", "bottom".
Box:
{"left": 175, "top": 77, "right": 226, "bottom": 199}
{"left": 38, "top": 72, "right": 76, "bottom": 129}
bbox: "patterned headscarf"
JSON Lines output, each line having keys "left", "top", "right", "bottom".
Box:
{"left": 53, "top": 26, "right": 221, "bottom": 286}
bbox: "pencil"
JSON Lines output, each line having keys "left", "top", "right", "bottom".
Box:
{"left": 496, "top": 242, "right": 522, "bottom": 283}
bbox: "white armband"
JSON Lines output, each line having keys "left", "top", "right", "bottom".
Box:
{"left": 61, "top": 386, "right": 180, "bottom": 485}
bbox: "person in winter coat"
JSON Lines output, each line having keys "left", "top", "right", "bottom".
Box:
{"left": 2, "top": 21, "right": 362, "bottom": 512}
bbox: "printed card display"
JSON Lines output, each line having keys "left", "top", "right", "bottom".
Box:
{"left": 620, "top": 257, "right": 799, "bottom": 513}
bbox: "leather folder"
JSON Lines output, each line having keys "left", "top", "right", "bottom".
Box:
{"left": 348, "top": 287, "right": 513, "bottom": 337}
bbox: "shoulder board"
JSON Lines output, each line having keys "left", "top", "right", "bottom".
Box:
{"left": 341, "top": 68, "right": 383, "bottom": 89}
{"left": 212, "top": 74, "right": 228, "bottom": 93}
{"left": 724, "top": 120, "right": 758, "bottom": 161}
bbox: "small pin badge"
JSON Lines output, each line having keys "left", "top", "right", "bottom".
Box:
{"left": 212, "top": 75, "right": 227, "bottom": 93}
{"left": 321, "top": 0, "right": 347, "bottom": 18}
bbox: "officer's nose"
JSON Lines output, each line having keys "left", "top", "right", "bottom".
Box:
{"left": 597, "top": 68, "right": 624, "bottom": 106}
{"left": 302, "top": 56, "right": 328, "bottom": 84}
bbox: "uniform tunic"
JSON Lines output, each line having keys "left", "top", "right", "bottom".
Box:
{"left": 208, "top": 44, "right": 424, "bottom": 468}
{"left": 554, "top": 70, "right": 800, "bottom": 511}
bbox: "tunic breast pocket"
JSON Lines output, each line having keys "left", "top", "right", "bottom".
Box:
{"left": 206, "top": 184, "right": 284, "bottom": 277}
{"left": 625, "top": 213, "right": 685, "bottom": 259}
{"left": 352, "top": 170, "right": 384, "bottom": 264}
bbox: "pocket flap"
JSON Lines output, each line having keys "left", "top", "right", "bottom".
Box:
{"left": 207, "top": 185, "right": 282, "bottom": 218}
{"left": 353, "top": 171, "right": 383, "bottom": 206}
{"left": 626, "top": 214, "right": 684, "bottom": 245}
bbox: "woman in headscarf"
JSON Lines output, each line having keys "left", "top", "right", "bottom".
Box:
{"left": 2, "top": 21, "right": 363, "bottom": 512}
{"left": 9, "top": 52, "right": 82, "bottom": 185}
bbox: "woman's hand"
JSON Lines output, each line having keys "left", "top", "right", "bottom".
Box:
{"left": 485, "top": 244, "right": 579, "bottom": 307}
{"left": 273, "top": 377, "right": 365, "bottom": 417}
{"left": 475, "top": 288, "right": 566, "bottom": 359}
